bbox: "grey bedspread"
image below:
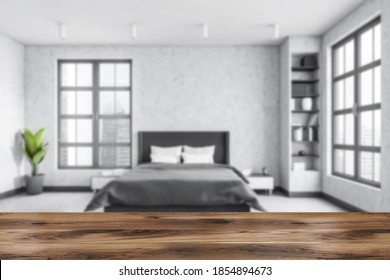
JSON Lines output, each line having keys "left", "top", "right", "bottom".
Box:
{"left": 85, "top": 164, "right": 263, "bottom": 211}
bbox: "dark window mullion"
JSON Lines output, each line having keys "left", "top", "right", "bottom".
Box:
{"left": 98, "top": 87, "right": 131, "bottom": 91}
{"left": 371, "top": 64, "right": 376, "bottom": 174}
{"left": 60, "top": 143, "right": 94, "bottom": 147}
{"left": 57, "top": 63, "right": 62, "bottom": 169}
{"left": 93, "top": 62, "right": 99, "bottom": 168}
{"left": 332, "top": 46, "right": 337, "bottom": 175}
{"left": 334, "top": 144, "right": 355, "bottom": 150}
{"left": 59, "top": 87, "right": 94, "bottom": 91}
{"left": 334, "top": 70, "right": 355, "bottom": 82}
{"left": 354, "top": 31, "right": 360, "bottom": 181}
{"left": 60, "top": 115, "right": 94, "bottom": 119}
{"left": 356, "top": 60, "right": 381, "bottom": 74}
{"left": 357, "top": 146, "right": 381, "bottom": 153}
{"left": 98, "top": 143, "right": 131, "bottom": 147}
{"left": 333, "top": 108, "right": 353, "bottom": 115}
{"left": 357, "top": 104, "right": 381, "bottom": 112}
{"left": 98, "top": 115, "right": 131, "bottom": 119}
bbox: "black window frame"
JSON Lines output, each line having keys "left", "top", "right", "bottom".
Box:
{"left": 332, "top": 17, "right": 381, "bottom": 188}
{"left": 57, "top": 59, "right": 132, "bottom": 169}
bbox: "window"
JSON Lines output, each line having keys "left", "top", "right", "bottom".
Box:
{"left": 332, "top": 18, "right": 381, "bottom": 187}
{"left": 58, "top": 60, "right": 132, "bottom": 169}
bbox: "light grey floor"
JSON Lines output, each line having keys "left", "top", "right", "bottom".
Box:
{"left": 0, "top": 191, "right": 346, "bottom": 212}
{"left": 256, "top": 192, "right": 346, "bottom": 212}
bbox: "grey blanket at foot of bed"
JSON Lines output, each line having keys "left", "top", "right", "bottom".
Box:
{"left": 85, "top": 164, "right": 264, "bottom": 211}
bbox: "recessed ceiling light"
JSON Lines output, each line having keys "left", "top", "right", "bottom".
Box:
{"left": 59, "top": 23, "right": 66, "bottom": 40}
{"left": 272, "top": 24, "right": 280, "bottom": 40}
{"left": 131, "top": 23, "right": 138, "bottom": 40}
{"left": 202, "top": 23, "right": 208, "bottom": 40}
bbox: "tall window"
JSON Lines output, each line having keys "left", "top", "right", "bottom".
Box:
{"left": 332, "top": 18, "right": 381, "bottom": 187}
{"left": 58, "top": 60, "right": 132, "bottom": 169}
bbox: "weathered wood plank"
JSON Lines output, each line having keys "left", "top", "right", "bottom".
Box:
{"left": 0, "top": 213, "right": 389, "bottom": 259}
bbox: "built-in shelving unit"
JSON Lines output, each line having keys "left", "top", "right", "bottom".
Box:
{"left": 280, "top": 36, "right": 322, "bottom": 194}
{"left": 290, "top": 53, "right": 320, "bottom": 175}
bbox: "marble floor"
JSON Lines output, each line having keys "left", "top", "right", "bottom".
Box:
{"left": 0, "top": 191, "right": 347, "bottom": 212}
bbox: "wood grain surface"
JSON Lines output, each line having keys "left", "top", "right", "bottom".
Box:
{"left": 0, "top": 212, "right": 389, "bottom": 259}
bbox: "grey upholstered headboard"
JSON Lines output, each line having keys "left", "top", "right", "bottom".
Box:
{"left": 138, "top": 131, "right": 230, "bottom": 164}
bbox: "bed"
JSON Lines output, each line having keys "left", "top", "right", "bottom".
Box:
{"left": 85, "top": 131, "right": 263, "bottom": 212}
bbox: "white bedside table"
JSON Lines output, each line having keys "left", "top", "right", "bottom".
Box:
{"left": 91, "top": 176, "right": 118, "bottom": 193}
{"left": 247, "top": 174, "right": 274, "bottom": 195}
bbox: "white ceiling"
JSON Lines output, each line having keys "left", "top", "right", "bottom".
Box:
{"left": 0, "top": 0, "right": 365, "bottom": 45}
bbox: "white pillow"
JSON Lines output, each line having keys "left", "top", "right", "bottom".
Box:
{"left": 183, "top": 145, "right": 215, "bottom": 156}
{"left": 182, "top": 153, "right": 214, "bottom": 164}
{"left": 151, "top": 154, "right": 180, "bottom": 164}
{"left": 151, "top": 146, "right": 182, "bottom": 156}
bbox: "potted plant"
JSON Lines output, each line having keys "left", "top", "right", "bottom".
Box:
{"left": 21, "top": 128, "right": 48, "bottom": 194}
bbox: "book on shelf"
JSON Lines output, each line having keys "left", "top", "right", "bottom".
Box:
{"left": 307, "top": 114, "right": 319, "bottom": 126}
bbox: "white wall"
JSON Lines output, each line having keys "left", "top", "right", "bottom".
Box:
{"left": 24, "top": 46, "right": 281, "bottom": 187}
{"left": 321, "top": 0, "right": 390, "bottom": 211}
{"left": 0, "top": 32, "right": 25, "bottom": 193}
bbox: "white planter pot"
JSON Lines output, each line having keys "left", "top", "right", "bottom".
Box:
{"left": 302, "top": 98, "right": 313, "bottom": 111}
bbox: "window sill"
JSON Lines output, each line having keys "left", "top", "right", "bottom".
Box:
{"left": 328, "top": 174, "right": 382, "bottom": 191}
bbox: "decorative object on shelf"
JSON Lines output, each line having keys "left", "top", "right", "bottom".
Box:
{"left": 298, "top": 150, "right": 307, "bottom": 156}
{"left": 308, "top": 127, "right": 314, "bottom": 141}
{"left": 307, "top": 114, "right": 319, "bottom": 126}
{"left": 293, "top": 162, "right": 306, "bottom": 171}
{"left": 301, "top": 97, "right": 313, "bottom": 111}
{"left": 21, "top": 128, "right": 49, "bottom": 195}
{"left": 293, "top": 127, "right": 303, "bottom": 141}
{"left": 242, "top": 169, "right": 252, "bottom": 176}
{"left": 262, "top": 167, "right": 268, "bottom": 176}
{"left": 131, "top": 23, "right": 138, "bottom": 40}
{"left": 300, "top": 55, "right": 318, "bottom": 67}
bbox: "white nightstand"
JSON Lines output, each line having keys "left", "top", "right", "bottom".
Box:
{"left": 247, "top": 174, "right": 274, "bottom": 195}
{"left": 91, "top": 176, "right": 118, "bottom": 193}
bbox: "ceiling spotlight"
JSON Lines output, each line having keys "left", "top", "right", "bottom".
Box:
{"left": 272, "top": 24, "right": 280, "bottom": 40}
{"left": 59, "top": 23, "right": 66, "bottom": 40}
{"left": 202, "top": 23, "right": 208, "bottom": 40}
{"left": 131, "top": 23, "right": 138, "bottom": 40}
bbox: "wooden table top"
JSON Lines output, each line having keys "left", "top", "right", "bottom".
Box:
{"left": 0, "top": 212, "right": 389, "bottom": 260}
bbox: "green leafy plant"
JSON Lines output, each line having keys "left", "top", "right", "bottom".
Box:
{"left": 21, "top": 128, "right": 49, "bottom": 176}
